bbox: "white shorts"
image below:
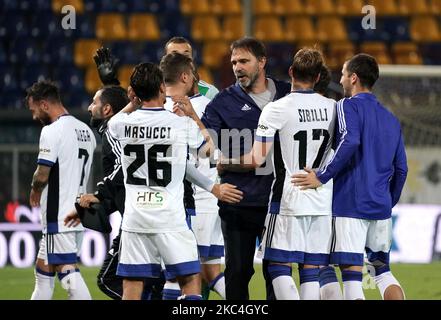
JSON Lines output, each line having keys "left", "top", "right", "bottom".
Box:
{"left": 37, "top": 232, "right": 83, "bottom": 265}
{"left": 258, "top": 214, "right": 332, "bottom": 266}
{"left": 330, "top": 217, "right": 392, "bottom": 266}
{"left": 190, "top": 212, "right": 224, "bottom": 259}
{"left": 117, "top": 230, "right": 200, "bottom": 279}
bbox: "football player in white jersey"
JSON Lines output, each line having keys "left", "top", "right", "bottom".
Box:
{"left": 221, "top": 49, "right": 337, "bottom": 299}
{"left": 164, "top": 36, "right": 219, "bottom": 100}
{"left": 27, "top": 80, "right": 96, "bottom": 300}
{"left": 160, "top": 52, "right": 226, "bottom": 299}
{"left": 109, "top": 62, "right": 211, "bottom": 300}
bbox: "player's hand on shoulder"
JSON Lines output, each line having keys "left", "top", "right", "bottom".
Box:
{"left": 64, "top": 210, "right": 81, "bottom": 228}
{"left": 172, "top": 96, "right": 196, "bottom": 118}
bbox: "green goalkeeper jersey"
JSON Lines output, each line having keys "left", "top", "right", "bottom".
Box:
{"left": 198, "top": 80, "right": 219, "bottom": 100}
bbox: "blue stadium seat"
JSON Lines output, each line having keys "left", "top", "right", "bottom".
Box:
{"left": 0, "top": 42, "right": 6, "bottom": 65}
{"left": 30, "top": 13, "right": 62, "bottom": 38}
{"left": 19, "top": 65, "right": 50, "bottom": 90}
{"left": 0, "top": 13, "right": 29, "bottom": 39}
{"left": 346, "top": 18, "right": 390, "bottom": 42}
{"left": 76, "top": 14, "right": 96, "bottom": 38}
{"left": 9, "top": 38, "right": 42, "bottom": 64}
{"left": 384, "top": 18, "right": 411, "bottom": 42}
{"left": 0, "top": 65, "right": 18, "bottom": 91}
{"left": 42, "top": 37, "right": 74, "bottom": 65}
{"left": 138, "top": 42, "right": 163, "bottom": 63}
{"left": 65, "top": 88, "right": 92, "bottom": 109}
{"left": 0, "top": 89, "right": 23, "bottom": 109}
{"left": 52, "top": 65, "right": 84, "bottom": 90}
{"left": 158, "top": 14, "right": 191, "bottom": 40}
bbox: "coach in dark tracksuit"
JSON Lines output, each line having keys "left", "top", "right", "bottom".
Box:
{"left": 201, "top": 38, "right": 290, "bottom": 300}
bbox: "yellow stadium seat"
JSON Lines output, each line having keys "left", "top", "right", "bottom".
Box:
{"left": 85, "top": 66, "right": 102, "bottom": 94}
{"left": 203, "top": 41, "right": 230, "bottom": 69}
{"left": 430, "top": 0, "right": 441, "bottom": 15}
{"left": 336, "top": 0, "right": 365, "bottom": 16}
{"left": 52, "top": 0, "right": 84, "bottom": 14}
{"left": 392, "top": 42, "right": 423, "bottom": 65}
{"left": 74, "top": 39, "right": 102, "bottom": 67}
{"left": 96, "top": 14, "right": 127, "bottom": 40}
{"left": 317, "top": 17, "right": 348, "bottom": 42}
{"left": 128, "top": 14, "right": 160, "bottom": 41}
{"left": 223, "top": 15, "right": 245, "bottom": 41}
{"left": 180, "top": 0, "right": 210, "bottom": 15}
{"left": 327, "top": 42, "right": 356, "bottom": 70}
{"left": 212, "top": 0, "right": 242, "bottom": 15}
{"left": 191, "top": 16, "right": 222, "bottom": 41}
{"left": 253, "top": 0, "right": 273, "bottom": 15}
{"left": 285, "top": 17, "right": 316, "bottom": 42}
{"left": 118, "top": 65, "right": 136, "bottom": 91}
{"left": 397, "top": 0, "right": 430, "bottom": 15}
{"left": 254, "top": 16, "right": 284, "bottom": 42}
{"left": 360, "top": 42, "right": 392, "bottom": 64}
{"left": 273, "top": 0, "right": 304, "bottom": 16}
{"left": 197, "top": 66, "right": 214, "bottom": 85}
{"left": 366, "top": 0, "right": 399, "bottom": 16}
{"left": 304, "top": 0, "right": 335, "bottom": 15}
{"left": 410, "top": 16, "right": 441, "bottom": 42}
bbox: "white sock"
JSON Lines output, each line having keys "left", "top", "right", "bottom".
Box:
{"left": 210, "top": 273, "right": 226, "bottom": 299}
{"left": 273, "top": 276, "right": 300, "bottom": 300}
{"left": 59, "top": 270, "right": 92, "bottom": 300}
{"left": 374, "top": 271, "right": 405, "bottom": 300}
{"left": 163, "top": 281, "right": 181, "bottom": 300}
{"left": 31, "top": 268, "right": 55, "bottom": 300}
{"left": 320, "top": 282, "right": 343, "bottom": 300}
{"left": 300, "top": 281, "right": 320, "bottom": 300}
{"left": 342, "top": 270, "right": 364, "bottom": 300}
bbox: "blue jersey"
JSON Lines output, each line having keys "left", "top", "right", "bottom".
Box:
{"left": 317, "top": 93, "right": 408, "bottom": 220}
{"left": 201, "top": 78, "right": 291, "bottom": 207}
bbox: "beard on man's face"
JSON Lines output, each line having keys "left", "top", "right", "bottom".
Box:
{"left": 38, "top": 112, "right": 52, "bottom": 126}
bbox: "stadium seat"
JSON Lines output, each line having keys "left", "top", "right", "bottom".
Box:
{"left": 285, "top": 17, "right": 316, "bottom": 42}
{"left": 202, "top": 41, "right": 229, "bottom": 69}
{"left": 19, "top": 65, "right": 50, "bottom": 90}
{"left": 74, "top": 39, "right": 101, "bottom": 67}
{"left": 52, "top": 65, "right": 85, "bottom": 90}
{"left": 223, "top": 15, "right": 245, "bottom": 41}
{"left": 197, "top": 66, "right": 214, "bottom": 85}
{"left": 397, "top": 0, "right": 430, "bottom": 15}
{"left": 392, "top": 42, "right": 423, "bottom": 65}
{"left": 327, "top": 42, "right": 356, "bottom": 70}
{"left": 383, "top": 18, "right": 411, "bottom": 41}
{"left": 180, "top": 0, "right": 210, "bottom": 15}
{"left": 0, "top": 65, "right": 18, "bottom": 91}
{"left": 95, "top": 13, "right": 127, "bottom": 40}
{"left": 76, "top": 14, "right": 96, "bottom": 38}
{"left": 118, "top": 65, "right": 136, "bottom": 90}
{"left": 317, "top": 17, "right": 348, "bottom": 42}
{"left": 254, "top": 16, "right": 284, "bottom": 42}
{"left": 0, "top": 13, "right": 29, "bottom": 39}
{"left": 52, "top": 0, "right": 84, "bottom": 14}
{"left": 9, "top": 38, "right": 42, "bottom": 64}
{"left": 430, "top": 0, "right": 441, "bottom": 15}
{"left": 42, "top": 37, "right": 74, "bottom": 65}
{"left": 367, "top": 0, "right": 399, "bottom": 16}
{"left": 29, "top": 13, "right": 62, "bottom": 38}
{"left": 253, "top": 0, "right": 273, "bottom": 15}
{"left": 191, "top": 16, "right": 222, "bottom": 41}
{"left": 84, "top": 66, "right": 102, "bottom": 94}
{"left": 128, "top": 14, "right": 160, "bottom": 41}
{"left": 360, "top": 42, "right": 392, "bottom": 64}
{"left": 273, "top": 0, "right": 304, "bottom": 16}
{"left": 212, "top": 0, "right": 242, "bottom": 15}
{"left": 304, "top": 0, "right": 335, "bottom": 15}
{"left": 336, "top": 0, "right": 365, "bottom": 16}
{"left": 410, "top": 16, "right": 441, "bottom": 42}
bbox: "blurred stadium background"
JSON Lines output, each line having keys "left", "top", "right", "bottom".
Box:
{"left": 0, "top": 0, "right": 440, "bottom": 299}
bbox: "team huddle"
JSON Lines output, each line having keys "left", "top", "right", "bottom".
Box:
{"left": 26, "top": 36, "right": 408, "bottom": 301}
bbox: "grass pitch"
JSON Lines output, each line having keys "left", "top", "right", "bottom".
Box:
{"left": 0, "top": 263, "right": 440, "bottom": 300}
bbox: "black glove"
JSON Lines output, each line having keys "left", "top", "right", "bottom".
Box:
{"left": 93, "top": 47, "right": 120, "bottom": 86}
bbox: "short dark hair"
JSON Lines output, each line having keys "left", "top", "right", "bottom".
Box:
{"left": 159, "top": 53, "right": 194, "bottom": 85}
{"left": 314, "top": 65, "right": 332, "bottom": 95}
{"left": 130, "top": 62, "right": 164, "bottom": 102}
{"left": 164, "top": 37, "right": 192, "bottom": 50}
{"left": 291, "top": 48, "right": 323, "bottom": 83}
{"left": 26, "top": 80, "right": 61, "bottom": 104}
{"left": 230, "top": 37, "right": 267, "bottom": 61}
{"left": 100, "top": 86, "right": 129, "bottom": 114}
{"left": 346, "top": 53, "right": 379, "bottom": 89}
